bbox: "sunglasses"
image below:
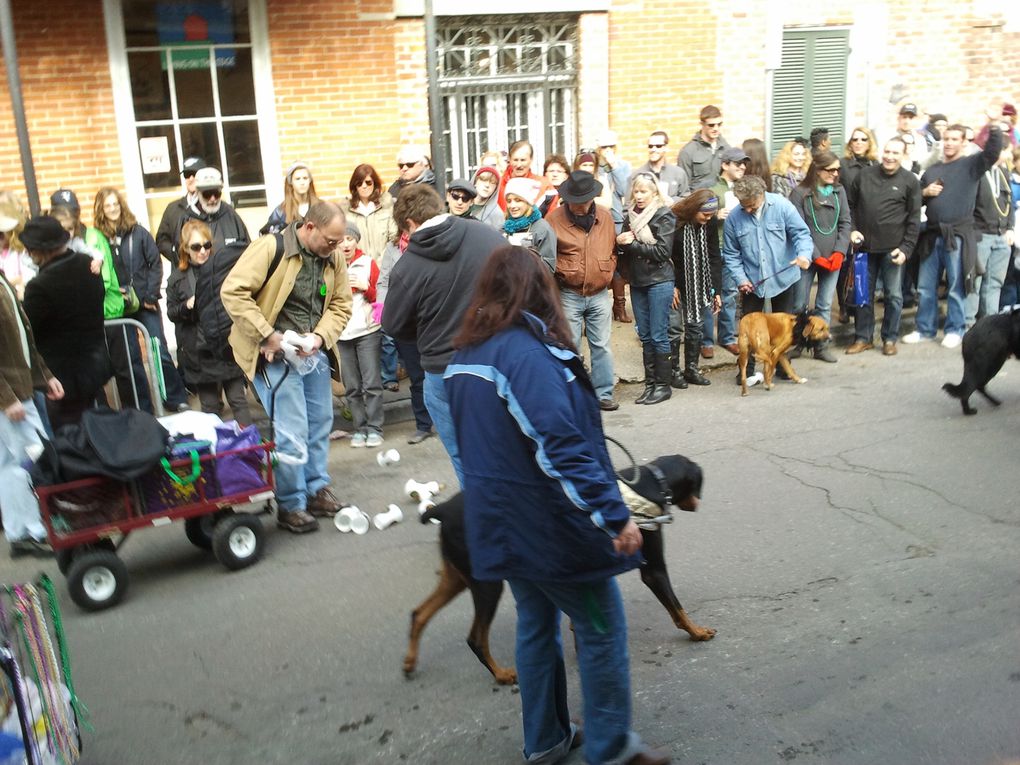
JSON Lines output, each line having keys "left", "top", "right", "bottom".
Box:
{"left": 449, "top": 192, "right": 472, "bottom": 203}
{"left": 188, "top": 241, "right": 213, "bottom": 252}
{"left": 398, "top": 161, "right": 418, "bottom": 170}
{"left": 850, "top": 136, "right": 869, "bottom": 142}
{"left": 358, "top": 178, "right": 375, "bottom": 186}
{"left": 182, "top": 171, "right": 197, "bottom": 179}
{"left": 822, "top": 166, "right": 841, "bottom": 173}
{"left": 200, "top": 189, "right": 222, "bottom": 199}
{"left": 705, "top": 121, "right": 723, "bottom": 128}
{"left": 648, "top": 143, "right": 666, "bottom": 150}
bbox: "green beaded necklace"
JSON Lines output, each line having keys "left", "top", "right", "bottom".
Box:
{"left": 807, "top": 189, "right": 839, "bottom": 236}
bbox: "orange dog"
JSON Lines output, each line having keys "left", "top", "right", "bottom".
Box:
{"left": 738, "top": 311, "right": 831, "bottom": 396}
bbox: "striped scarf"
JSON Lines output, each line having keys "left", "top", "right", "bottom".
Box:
{"left": 679, "top": 222, "right": 715, "bottom": 324}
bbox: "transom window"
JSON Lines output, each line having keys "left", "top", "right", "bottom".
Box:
{"left": 437, "top": 15, "right": 579, "bottom": 183}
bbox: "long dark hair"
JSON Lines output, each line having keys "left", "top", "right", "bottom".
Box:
{"left": 672, "top": 188, "right": 716, "bottom": 225}
{"left": 349, "top": 163, "right": 383, "bottom": 205}
{"left": 455, "top": 245, "right": 575, "bottom": 351}
{"left": 742, "top": 138, "right": 773, "bottom": 192}
{"left": 800, "top": 149, "right": 841, "bottom": 198}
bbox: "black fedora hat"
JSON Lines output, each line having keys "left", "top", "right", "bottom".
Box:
{"left": 20, "top": 215, "right": 70, "bottom": 251}
{"left": 558, "top": 170, "right": 603, "bottom": 204}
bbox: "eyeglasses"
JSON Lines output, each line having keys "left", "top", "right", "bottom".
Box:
{"left": 200, "top": 189, "right": 222, "bottom": 199}
{"left": 850, "top": 136, "right": 869, "bottom": 142}
{"left": 188, "top": 241, "right": 213, "bottom": 252}
{"left": 705, "top": 121, "right": 723, "bottom": 128}
{"left": 398, "top": 162, "right": 418, "bottom": 170}
{"left": 822, "top": 166, "right": 841, "bottom": 173}
{"left": 449, "top": 192, "right": 472, "bottom": 203}
{"left": 599, "top": 145, "right": 616, "bottom": 150}
{"left": 648, "top": 143, "right": 666, "bottom": 150}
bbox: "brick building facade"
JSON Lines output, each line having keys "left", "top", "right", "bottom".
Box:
{"left": 1, "top": 0, "right": 1017, "bottom": 233}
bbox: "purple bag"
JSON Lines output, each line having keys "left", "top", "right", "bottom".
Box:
{"left": 214, "top": 422, "right": 267, "bottom": 497}
{"left": 852, "top": 250, "right": 870, "bottom": 306}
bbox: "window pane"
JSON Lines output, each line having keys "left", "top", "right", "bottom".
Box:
{"left": 124, "top": 0, "right": 251, "bottom": 48}
{"left": 173, "top": 54, "right": 215, "bottom": 119}
{"left": 179, "top": 122, "right": 222, "bottom": 170}
{"left": 129, "top": 51, "right": 173, "bottom": 122}
{"left": 217, "top": 47, "right": 256, "bottom": 116}
{"left": 137, "top": 125, "right": 179, "bottom": 192}
{"left": 229, "top": 189, "right": 266, "bottom": 209}
{"left": 222, "top": 120, "right": 263, "bottom": 186}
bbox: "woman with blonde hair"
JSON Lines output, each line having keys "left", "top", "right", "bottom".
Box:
{"left": 166, "top": 219, "right": 250, "bottom": 424}
{"left": 0, "top": 198, "right": 33, "bottom": 300}
{"left": 262, "top": 161, "right": 320, "bottom": 234}
{"left": 93, "top": 186, "right": 189, "bottom": 412}
{"left": 840, "top": 127, "right": 878, "bottom": 193}
{"left": 616, "top": 173, "right": 677, "bottom": 404}
{"left": 771, "top": 140, "right": 811, "bottom": 198}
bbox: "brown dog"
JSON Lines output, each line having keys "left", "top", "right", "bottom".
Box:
{"left": 738, "top": 311, "right": 830, "bottom": 396}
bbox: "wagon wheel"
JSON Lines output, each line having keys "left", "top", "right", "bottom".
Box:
{"left": 212, "top": 513, "right": 265, "bottom": 571}
{"left": 66, "top": 550, "right": 129, "bottom": 611}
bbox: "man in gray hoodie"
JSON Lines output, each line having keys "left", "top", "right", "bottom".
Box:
{"left": 677, "top": 105, "right": 731, "bottom": 191}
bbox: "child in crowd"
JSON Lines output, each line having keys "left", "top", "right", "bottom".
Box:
{"left": 337, "top": 223, "right": 385, "bottom": 448}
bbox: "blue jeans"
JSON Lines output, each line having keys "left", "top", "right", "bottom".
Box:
{"left": 508, "top": 577, "right": 644, "bottom": 765}
{"left": 629, "top": 281, "right": 673, "bottom": 353}
{"left": 380, "top": 333, "right": 398, "bottom": 385}
{"left": 700, "top": 288, "right": 737, "bottom": 347}
{"left": 252, "top": 353, "right": 333, "bottom": 513}
{"left": 965, "top": 234, "right": 1011, "bottom": 326}
{"left": 853, "top": 252, "right": 903, "bottom": 343}
{"left": 560, "top": 288, "right": 616, "bottom": 401}
{"left": 794, "top": 263, "right": 840, "bottom": 325}
{"left": 0, "top": 399, "right": 48, "bottom": 542}
{"left": 917, "top": 235, "right": 966, "bottom": 337}
{"left": 396, "top": 339, "right": 432, "bottom": 433}
{"left": 136, "top": 307, "right": 188, "bottom": 407}
{"left": 424, "top": 371, "right": 463, "bottom": 487}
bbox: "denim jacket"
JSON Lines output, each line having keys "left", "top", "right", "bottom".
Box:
{"left": 722, "top": 193, "right": 814, "bottom": 298}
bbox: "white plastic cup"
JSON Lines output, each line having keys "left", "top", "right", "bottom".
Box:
{"left": 404, "top": 479, "right": 440, "bottom": 503}
{"left": 376, "top": 448, "right": 401, "bottom": 467}
{"left": 334, "top": 506, "right": 370, "bottom": 535}
{"left": 373, "top": 504, "right": 404, "bottom": 531}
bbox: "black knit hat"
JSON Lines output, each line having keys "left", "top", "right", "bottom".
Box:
{"left": 20, "top": 216, "right": 70, "bottom": 251}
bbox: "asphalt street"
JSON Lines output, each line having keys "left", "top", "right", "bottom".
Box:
{"left": 2, "top": 336, "right": 1018, "bottom": 765}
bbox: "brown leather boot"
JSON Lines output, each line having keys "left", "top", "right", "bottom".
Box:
{"left": 612, "top": 273, "right": 632, "bottom": 322}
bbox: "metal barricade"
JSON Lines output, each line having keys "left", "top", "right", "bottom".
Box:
{"left": 104, "top": 318, "right": 166, "bottom": 417}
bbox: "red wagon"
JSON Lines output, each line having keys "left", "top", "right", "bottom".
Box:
{"left": 35, "top": 441, "right": 276, "bottom": 611}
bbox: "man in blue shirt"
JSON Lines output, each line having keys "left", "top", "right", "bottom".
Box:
{"left": 722, "top": 176, "right": 813, "bottom": 383}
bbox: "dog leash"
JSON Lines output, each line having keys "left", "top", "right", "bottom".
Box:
{"left": 753, "top": 261, "right": 800, "bottom": 288}
{"left": 605, "top": 435, "right": 673, "bottom": 508}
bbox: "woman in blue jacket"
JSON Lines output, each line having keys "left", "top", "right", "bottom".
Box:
{"left": 445, "top": 245, "right": 669, "bottom": 765}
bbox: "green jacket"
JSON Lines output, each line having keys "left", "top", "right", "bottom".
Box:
{"left": 86, "top": 227, "right": 124, "bottom": 319}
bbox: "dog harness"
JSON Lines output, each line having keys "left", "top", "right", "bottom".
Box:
{"left": 617, "top": 475, "right": 674, "bottom": 531}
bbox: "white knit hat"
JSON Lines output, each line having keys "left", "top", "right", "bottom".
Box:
{"left": 503, "top": 177, "right": 543, "bottom": 207}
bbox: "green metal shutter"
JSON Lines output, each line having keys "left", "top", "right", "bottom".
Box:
{"left": 771, "top": 29, "right": 849, "bottom": 155}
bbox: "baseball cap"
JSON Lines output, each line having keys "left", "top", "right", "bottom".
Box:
{"left": 194, "top": 167, "right": 224, "bottom": 191}
{"left": 181, "top": 156, "right": 206, "bottom": 176}
{"left": 720, "top": 147, "right": 750, "bottom": 164}
{"left": 899, "top": 103, "right": 919, "bottom": 116}
{"left": 50, "top": 188, "right": 79, "bottom": 212}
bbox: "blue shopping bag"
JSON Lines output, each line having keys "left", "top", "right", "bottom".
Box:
{"left": 852, "top": 251, "right": 869, "bottom": 306}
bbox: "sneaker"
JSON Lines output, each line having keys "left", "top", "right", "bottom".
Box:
{"left": 307, "top": 487, "right": 343, "bottom": 518}
{"left": 276, "top": 510, "right": 319, "bottom": 534}
{"left": 9, "top": 538, "right": 53, "bottom": 558}
{"left": 901, "top": 331, "right": 931, "bottom": 344}
{"left": 941, "top": 333, "right": 962, "bottom": 349}
{"left": 365, "top": 432, "right": 383, "bottom": 448}
{"left": 350, "top": 432, "right": 366, "bottom": 448}
{"left": 746, "top": 372, "right": 764, "bottom": 387}
{"left": 407, "top": 429, "right": 434, "bottom": 445}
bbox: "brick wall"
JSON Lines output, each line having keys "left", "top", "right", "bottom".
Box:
{"left": 265, "top": 1, "right": 430, "bottom": 202}
{"left": 0, "top": 0, "right": 119, "bottom": 220}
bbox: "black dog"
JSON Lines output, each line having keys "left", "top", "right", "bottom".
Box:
{"left": 402, "top": 455, "right": 712, "bottom": 685}
{"left": 943, "top": 307, "right": 1020, "bottom": 415}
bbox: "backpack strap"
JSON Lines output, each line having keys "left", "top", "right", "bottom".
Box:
{"left": 267, "top": 232, "right": 285, "bottom": 281}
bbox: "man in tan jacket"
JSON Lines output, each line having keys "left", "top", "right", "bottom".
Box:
{"left": 222, "top": 201, "right": 352, "bottom": 534}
